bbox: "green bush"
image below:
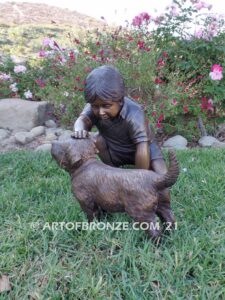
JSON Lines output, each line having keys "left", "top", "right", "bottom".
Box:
{"left": 0, "top": 0, "right": 225, "bottom": 138}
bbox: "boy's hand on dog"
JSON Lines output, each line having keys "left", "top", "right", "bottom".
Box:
{"left": 72, "top": 130, "right": 89, "bottom": 139}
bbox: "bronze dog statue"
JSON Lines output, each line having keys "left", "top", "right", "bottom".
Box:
{"left": 51, "top": 138, "right": 179, "bottom": 241}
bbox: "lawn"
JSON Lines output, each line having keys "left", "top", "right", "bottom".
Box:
{"left": 0, "top": 149, "right": 225, "bottom": 299}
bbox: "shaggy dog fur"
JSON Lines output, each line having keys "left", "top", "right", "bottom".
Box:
{"left": 51, "top": 138, "right": 179, "bottom": 241}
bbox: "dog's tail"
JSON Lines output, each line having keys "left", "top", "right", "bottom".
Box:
{"left": 154, "top": 150, "right": 179, "bottom": 190}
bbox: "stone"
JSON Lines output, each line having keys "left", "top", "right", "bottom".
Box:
{"left": 0, "top": 129, "right": 10, "bottom": 141}
{"left": 163, "top": 135, "right": 188, "bottom": 150}
{"left": 198, "top": 136, "right": 218, "bottom": 147}
{"left": 1, "top": 136, "right": 15, "bottom": 147}
{"left": 14, "top": 131, "right": 35, "bottom": 145}
{"left": 45, "top": 128, "right": 64, "bottom": 136}
{"left": 45, "top": 119, "right": 57, "bottom": 128}
{"left": 211, "top": 141, "right": 225, "bottom": 148}
{"left": 35, "top": 143, "right": 52, "bottom": 152}
{"left": 30, "top": 126, "right": 45, "bottom": 137}
{"left": 44, "top": 133, "right": 57, "bottom": 142}
{"left": 0, "top": 98, "right": 53, "bottom": 131}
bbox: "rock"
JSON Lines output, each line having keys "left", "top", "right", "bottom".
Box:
{"left": 45, "top": 127, "right": 63, "bottom": 136}
{"left": 14, "top": 131, "right": 35, "bottom": 145}
{"left": 58, "top": 130, "right": 73, "bottom": 141}
{"left": 0, "top": 98, "right": 53, "bottom": 131}
{"left": 1, "top": 136, "right": 15, "bottom": 147}
{"left": 35, "top": 144, "right": 52, "bottom": 152}
{"left": 212, "top": 141, "right": 225, "bottom": 148}
{"left": 163, "top": 135, "right": 188, "bottom": 150}
{"left": 198, "top": 136, "right": 218, "bottom": 147}
{"left": 45, "top": 119, "right": 57, "bottom": 128}
{"left": 44, "top": 133, "right": 57, "bottom": 143}
{"left": 30, "top": 126, "right": 45, "bottom": 137}
{"left": 215, "top": 123, "right": 225, "bottom": 142}
{"left": 0, "top": 129, "right": 10, "bottom": 141}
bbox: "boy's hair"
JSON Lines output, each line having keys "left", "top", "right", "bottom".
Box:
{"left": 84, "top": 65, "right": 125, "bottom": 103}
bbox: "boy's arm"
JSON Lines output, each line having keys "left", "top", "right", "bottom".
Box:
{"left": 135, "top": 142, "right": 150, "bottom": 169}
{"left": 73, "top": 104, "right": 96, "bottom": 139}
{"left": 73, "top": 115, "right": 92, "bottom": 138}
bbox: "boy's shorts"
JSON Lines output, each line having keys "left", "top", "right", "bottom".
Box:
{"left": 107, "top": 139, "right": 164, "bottom": 167}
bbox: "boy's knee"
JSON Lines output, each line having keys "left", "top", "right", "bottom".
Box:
{"left": 151, "top": 158, "right": 168, "bottom": 175}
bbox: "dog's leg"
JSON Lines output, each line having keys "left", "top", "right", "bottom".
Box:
{"left": 79, "top": 200, "right": 99, "bottom": 223}
{"left": 129, "top": 205, "right": 162, "bottom": 243}
{"left": 143, "top": 212, "right": 162, "bottom": 243}
{"left": 151, "top": 159, "right": 176, "bottom": 232}
{"left": 157, "top": 189, "right": 176, "bottom": 232}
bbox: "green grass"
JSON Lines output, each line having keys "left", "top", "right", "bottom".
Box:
{"left": 0, "top": 149, "right": 225, "bottom": 299}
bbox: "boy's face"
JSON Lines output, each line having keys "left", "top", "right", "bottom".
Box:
{"left": 91, "top": 98, "right": 123, "bottom": 120}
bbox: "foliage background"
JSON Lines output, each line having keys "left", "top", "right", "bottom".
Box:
{"left": 1, "top": 0, "right": 225, "bottom": 141}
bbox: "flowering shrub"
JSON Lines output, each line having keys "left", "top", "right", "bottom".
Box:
{"left": 130, "top": 0, "right": 225, "bottom": 138}
{"left": 0, "top": 0, "right": 225, "bottom": 139}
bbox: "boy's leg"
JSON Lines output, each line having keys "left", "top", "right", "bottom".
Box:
{"left": 92, "top": 133, "right": 114, "bottom": 166}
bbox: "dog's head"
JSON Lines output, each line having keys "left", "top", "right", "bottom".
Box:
{"left": 51, "top": 137, "right": 98, "bottom": 172}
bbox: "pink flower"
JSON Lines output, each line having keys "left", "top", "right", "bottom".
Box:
{"left": 132, "top": 16, "right": 143, "bottom": 27}
{"left": 0, "top": 73, "right": 11, "bottom": 81}
{"left": 194, "top": 28, "right": 204, "bottom": 39}
{"left": 207, "top": 98, "right": 213, "bottom": 111}
{"left": 14, "top": 65, "right": 27, "bottom": 73}
{"left": 209, "top": 64, "right": 223, "bottom": 80}
{"left": 155, "top": 78, "right": 163, "bottom": 84}
{"left": 157, "top": 58, "right": 166, "bottom": 67}
{"left": 183, "top": 106, "right": 189, "bottom": 113}
{"left": 156, "top": 121, "right": 162, "bottom": 128}
{"left": 42, "top": 37, "right": 55, "bottom": 49}
{"left": 35, "top": 79, "right": 46, "bottom": 88}
{"left": 39, "top": 50, "right": 47, "bottom": 57}
{"left": 158, "top": 114, "right": 164, "bottom": 122}
{"left": 201, "top": 97, "right": 213, "bottom": 111}
{"left": 132, "top": 12, "right": 151, "bottom": 27}
{"left": 172, "top": 99, "right": 178, "bottom": 106}
{"left": 195, "top": 1, "right": 212, "bottom": 10}
{"left": 140, "top": 12, "right": 151, "bottom": 22}
{"left": 69, "top": 51, "right": 76, "bottom": 61}
{"left": 137, "top": 40, "right": 145, "bottom": 49}
{"left": 211, "top": 64, "right": 223, "bottom": 72}
{"left": 153, "top": 14, "right": 164, "bottom": 25}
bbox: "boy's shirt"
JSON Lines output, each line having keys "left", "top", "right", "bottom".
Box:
{"left": 81, "top": 97, "right": 151, "bottom": 166}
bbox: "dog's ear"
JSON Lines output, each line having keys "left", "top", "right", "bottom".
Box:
{"left": 67, "top": 144, "right": 82, "bottom": 166}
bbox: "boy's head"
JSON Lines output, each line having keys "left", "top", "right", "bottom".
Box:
{"left": 84, "top": 65, "right": 125, "bottom": 104}
{"left": 84, "top": 65, "right": 125, "bottom": 120}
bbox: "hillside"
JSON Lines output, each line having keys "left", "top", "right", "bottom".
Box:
{"left": 0, "top": 2, "right": 107, "bottom": 58}
{"left": 0, "top": 2, "right": 104, "bottom": 29}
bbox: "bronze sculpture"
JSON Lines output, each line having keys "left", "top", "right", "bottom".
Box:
{"left": 73, "top": 65, "right": 176, "bottom": 232}
{"left": 51, "top": 138, "right": 179, "bottom": 242}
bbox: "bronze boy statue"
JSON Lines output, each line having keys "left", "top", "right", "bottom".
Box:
{"left": 73, "top": 65, "right": 175, "bottom": 226}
